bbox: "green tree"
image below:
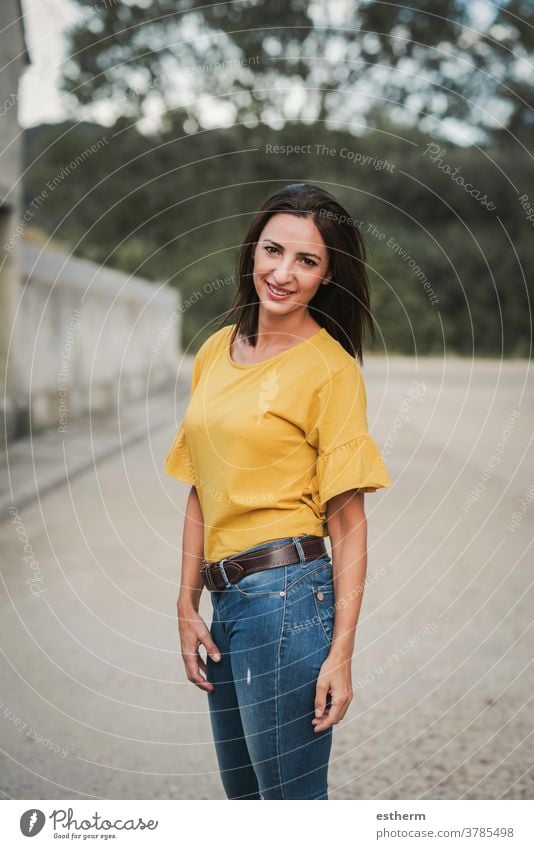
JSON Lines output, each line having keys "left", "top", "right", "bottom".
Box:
{"left": 24, "top": 116, "right": 534, "bottom": 356}
{"left": 62, "top": 0, "right": 534, "bottom": 142}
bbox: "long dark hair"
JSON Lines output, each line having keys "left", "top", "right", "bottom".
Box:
{"left": 214, "top": 182, "right": 376, "bottom": 363}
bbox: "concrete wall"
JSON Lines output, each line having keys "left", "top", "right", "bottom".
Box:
{"left": 1, "top": 2, "right": 183, "bottom": 439}
{"left": 7, "top": 240, "right": 181, "bottom": 435}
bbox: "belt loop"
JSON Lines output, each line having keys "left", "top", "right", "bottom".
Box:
{"left": 218, "top": 558, "right": 232, "bottom": 589}
{"left": 293, "top": 536, "right": 306, "bottom": 568}
{"left": 202, "top": 561, "right": 215, "bottom": 591}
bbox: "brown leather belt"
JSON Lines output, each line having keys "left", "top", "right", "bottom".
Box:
{"left": 200, "top": 536, "right": 328, "bottom": 591}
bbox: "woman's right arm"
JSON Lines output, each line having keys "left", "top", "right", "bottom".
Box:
{"left": 177, "top": 485, "right": 221, "bottom": 692}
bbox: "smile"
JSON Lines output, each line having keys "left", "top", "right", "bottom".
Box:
{"left": 266, "top": 282, "right": 296, "bottom": 298}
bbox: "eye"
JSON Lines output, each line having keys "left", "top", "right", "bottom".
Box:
{"left": 263, "top": 245, "right": 317, "bottom": 267}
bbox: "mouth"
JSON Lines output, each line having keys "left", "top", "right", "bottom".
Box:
{"left": 265, "top": 281, "right": 296, "bottom": 300}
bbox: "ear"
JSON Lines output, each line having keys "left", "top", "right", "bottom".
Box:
{"left": 321, "top": 271, "right": 333, "bottom": 285}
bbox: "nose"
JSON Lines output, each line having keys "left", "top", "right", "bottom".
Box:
{"left": 273, "top": 260, "right": 294, "bottom": 285}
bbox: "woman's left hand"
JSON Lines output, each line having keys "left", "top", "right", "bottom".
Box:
{"left": 312, "top": 652, "right": 353, "bottom": 732}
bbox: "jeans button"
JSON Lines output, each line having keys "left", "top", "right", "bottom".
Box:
{"left": 316, "top": 591, "right": 324, "bottom": 601}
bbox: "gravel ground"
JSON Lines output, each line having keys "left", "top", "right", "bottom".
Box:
{"left": 0, "top": 355, "right": 532, "bottom": 800}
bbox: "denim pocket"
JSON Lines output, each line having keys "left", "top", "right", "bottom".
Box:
{"left": 232, "top": 566, "right": 286, "bottom": 597}
{"left": 311, "top": 579, "right": 335, "bottom": 646}
{"left": 232, "top": 550, "right": 332, "bottom": 598}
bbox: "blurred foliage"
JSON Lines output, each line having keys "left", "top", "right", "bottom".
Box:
{"left": 61, "top": 0, "right": 534, "bottom": 142}
{"left": 24, "top": 115, "right": 534, "bottom": 357}
{"left": 44, "top": 0, "right": 534, "bottom": 357}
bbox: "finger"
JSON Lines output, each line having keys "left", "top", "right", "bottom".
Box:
{"left": 338, "top": 691, "right": 354, "bottom": 720}
{"left": 312, "top": 711, "right": 332, "bottom": 732}
{"left": 324, "top": 693, "right": 352, "bottom": 724}
{"left": 200, "top": 634, "right": 222, "bottom": 662}
{"left": 182, "top": 653, "right": 214, "bottom": 692}
{"left": 337, "top": 703, "right": 350, "bottom": 721}
{"left": 314, "top": 683, "right": 329, "bottom": 719}
{"left": 312, "top": 706, "right": 330, "bottom": 724}
{"left": 188, "top": 670, "right": 214, "bottom": 692}
{"left": 194, "top": 679, "right": 214, "bottom": 693}
{"left": 313, "top": 715, "right": 334, "bottom": 732}
{"left": 313, "top": 696, "right": 346, "bottom": 731}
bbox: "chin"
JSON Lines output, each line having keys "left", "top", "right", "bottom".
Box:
{"left": 261, "top": 304, "right": 292, "bottom": 316}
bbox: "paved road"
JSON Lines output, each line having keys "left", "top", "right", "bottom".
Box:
{"left": 0, "top": 356, "right": 533, "bottom": 799}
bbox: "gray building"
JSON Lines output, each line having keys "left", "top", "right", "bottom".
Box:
{"left": 0, "top": 0, "right": 30, "bottom": 437}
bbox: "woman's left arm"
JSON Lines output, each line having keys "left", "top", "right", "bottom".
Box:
{"left": 312, "top": 488, "right": 367, "bottom": 733}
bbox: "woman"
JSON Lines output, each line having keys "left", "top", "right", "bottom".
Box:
{"left": 164, "top": 182, "right": 392, "bottom": 800}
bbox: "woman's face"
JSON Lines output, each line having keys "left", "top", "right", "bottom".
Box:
{"left": 252, "top": 213, "right": 331, "bottom": 318}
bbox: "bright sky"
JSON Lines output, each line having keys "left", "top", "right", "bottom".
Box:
{"left": 18, "top": 0, "right": 498, "bottom": 142}
{"left": 19, "top": 0, "right": 78, "bottom": 127}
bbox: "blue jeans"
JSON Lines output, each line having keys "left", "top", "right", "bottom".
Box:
{"left": 206, "top": 534, "right": 335, "bottom": 800}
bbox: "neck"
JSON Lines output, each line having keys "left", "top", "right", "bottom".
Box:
{"left": 254, "top": 309, "right": 318, "bottom": 343}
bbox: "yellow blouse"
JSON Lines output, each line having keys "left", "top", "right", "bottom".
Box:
{"left": 164, "top": 323, "right": 392, "bottom": 562}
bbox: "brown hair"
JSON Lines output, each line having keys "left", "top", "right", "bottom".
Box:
{"left": 215, "top": 182, "right": 376, "bottom": 363}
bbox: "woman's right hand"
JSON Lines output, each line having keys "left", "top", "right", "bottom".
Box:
{"left": 177, "top": 603, "right": 221, "bottom": 692}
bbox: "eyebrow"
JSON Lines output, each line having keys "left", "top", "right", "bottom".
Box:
{"left": 261, "top": 238, "right": 322, "bottom": 261}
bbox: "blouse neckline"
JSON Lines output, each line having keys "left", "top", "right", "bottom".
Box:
{"left": 226, "top": 325, "right": 327, "bottom": 369}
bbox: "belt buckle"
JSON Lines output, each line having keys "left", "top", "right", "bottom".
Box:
{"left": 201, "top": 560, "right": 217, "bottom": 591}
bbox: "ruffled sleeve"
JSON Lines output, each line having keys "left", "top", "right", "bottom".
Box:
{"left": 306, "top": 361, "right": 392, "bottom": 510}
{"left": 163, "top": 351, "right": 202, "bottom": 484}
{"left": 164, "top": 421, "right": 196, "bottom": 483}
